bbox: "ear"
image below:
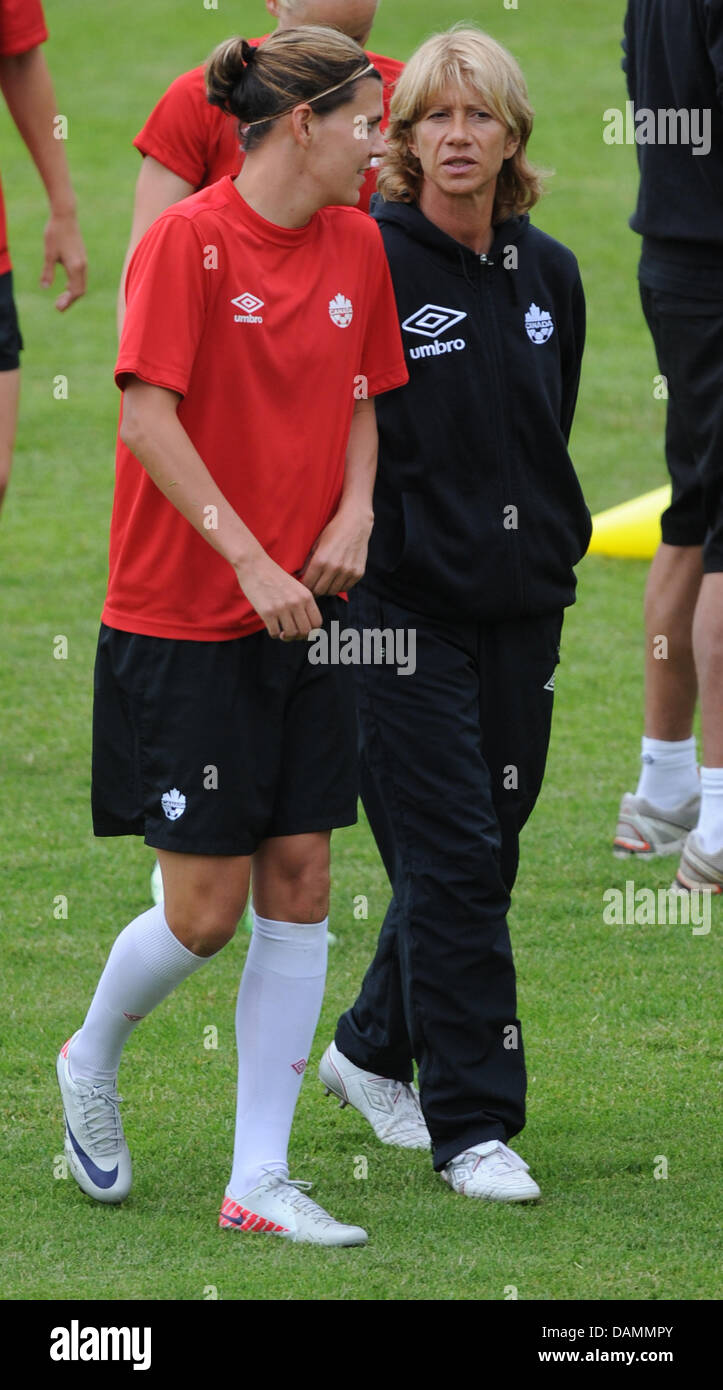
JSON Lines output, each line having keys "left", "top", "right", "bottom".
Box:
{"left": 504, "top": 131, "right": 521, "bottom": 160}
{"left": 265, "top": 1, "right": 281, "bottom": 21}
{"left": 289, "top": 103, "right": 314, "bottom": 146}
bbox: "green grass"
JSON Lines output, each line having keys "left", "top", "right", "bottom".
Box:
{"left": 1, "top": 0, "right": 720, "bottom": 1302}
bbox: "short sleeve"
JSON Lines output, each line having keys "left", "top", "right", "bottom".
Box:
{"left": 359, "top": 227, "right": 409, "bottom": 398}
{"left": 115, "top": 214, "right": 209, "bottom": 397}
{"left": 0, "top": 0, "right": 48, "bottom": 55}
{"left": 133, "top": 68, "right": 215, "bottom": 187}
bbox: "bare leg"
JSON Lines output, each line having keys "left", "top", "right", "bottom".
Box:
{"left": 643, "top": 542, "right": 703, "bottom": 740}
{"left": 693, "top": 572, "right": 723, "bottom": 767}
{"left": 0, "top": 368, "right": 20, "bottom": 514}
{"left": 157, "top": 849, "right": 251, "bottom": 954}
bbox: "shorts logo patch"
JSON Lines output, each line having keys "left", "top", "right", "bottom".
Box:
{"left": 329, "top": 293, "right": 353, "bottom": 327}
{"left": 525, "top": 302, "right": 554, "bottom": 344}
{"left": 290, "top": 1058, "right": 307, "bottom": 1075}
{"left": 161, "top": 787, "right": 186, "bottom": 821}
{"left": 543, "top": 671, "right": 556, "bottom": 691}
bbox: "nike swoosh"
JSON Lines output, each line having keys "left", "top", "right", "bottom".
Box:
{"left": 66, "top": 1119, "right": 119, "bottom": 1189}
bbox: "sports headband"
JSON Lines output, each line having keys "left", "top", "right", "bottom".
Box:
{"left": 243, "top": 61, "right": 375, "bottom": 127}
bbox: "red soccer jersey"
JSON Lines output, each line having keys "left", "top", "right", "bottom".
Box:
{"left": 106, "top": 177, "right": 408, "bottom": 641}
{"left": 0, "top": 0, "right": 48, "bottom": 275}
{"left": 134, "top": 39, "right": 404, "bottom": 215}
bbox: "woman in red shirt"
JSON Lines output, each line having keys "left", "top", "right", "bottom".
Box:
{"left": 56, "top": 25, "right": 407, "bottom": 1246}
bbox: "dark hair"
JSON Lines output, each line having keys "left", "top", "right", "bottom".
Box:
{"left": 206, "top": 26, "right": 381, "bottom": 152}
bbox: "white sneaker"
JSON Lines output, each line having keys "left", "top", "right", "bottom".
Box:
{"left": 56, "top": 1033, "right": 132, "bottom": 1204}
{"left": 318, "top": 1040, "right": 431, "bottom": 1150}
{"left": 441, "top": 1139, "right": 541, "bottom": 1202}
{"left": 613, "top": 791, "right": 700, "bottom": 858}
{"left": 219, "top": 1172, "right": 367, "bottom": 1246}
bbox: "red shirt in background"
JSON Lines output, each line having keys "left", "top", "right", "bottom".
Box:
{"left": 0, "top": 0, "right": 48, "bottom": 274}
{"left": 107, "top": 177, "right": 408, "bottom": 641}
{"left": 134, "top": 37, "right": 404, "bottom": 215}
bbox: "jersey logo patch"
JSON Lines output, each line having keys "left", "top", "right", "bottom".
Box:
{"left": 401, "top": 304, "right": 467, "bottom": 338}
{"left": 329, "top": 293, "right": 353, "bottom": 327}
{"left": 231, "top": 292, "right": 264, "bottom": 324}
{"left": 525, "top": 302, "right": 554, "bottom": 344}
{"left": 161, "top": 788, "right": 186, "bottom": 821}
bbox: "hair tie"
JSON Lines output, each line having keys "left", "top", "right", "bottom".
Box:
{"left": 241, "top": 39, "right": 258, "bottom": 68}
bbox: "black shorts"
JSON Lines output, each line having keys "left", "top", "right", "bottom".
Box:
{"left": 91, "top": 597, "right": 358, "bottom": 856}
{"left": 640, "top": 282, "right": 723, "bottom": 571}
{"left": 0, "top": 271, "right": 23, "bottom": 371}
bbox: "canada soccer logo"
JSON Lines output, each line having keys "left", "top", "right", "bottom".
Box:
{"left": 161, "top": 788, "right": 186, "bottom": 821}
{"left": 525, "top": 302, "right": 554, "bottom": 344}
{"left": 329, "top": 293, "right": 353, "bottom": 327}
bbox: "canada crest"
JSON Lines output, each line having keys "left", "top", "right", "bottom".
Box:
{"left": 525, "top": 302, "right": 554, "bottom": 344}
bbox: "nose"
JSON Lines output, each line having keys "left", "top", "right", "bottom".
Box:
{"left": 370, "top": 126, "right": 387, "bottom": 159}
{"left": 447, "top": 111, "right": 471, "bottom": 142}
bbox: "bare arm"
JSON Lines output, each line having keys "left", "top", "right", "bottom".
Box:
{"left": 117, "top": 157, "right": 194, "bottom": 337}
{"left": 0, "top": 46, "right": 86, "bottom": 310}
{"left": 301, "top": 394, "right": 378, "bottom": 595}
{"left": 120, "top": 380, "right": 322, "bottom": 639}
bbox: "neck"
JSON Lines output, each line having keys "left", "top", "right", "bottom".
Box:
{"left": 418, "top": 182, "right": 496, "bottom": 256}
{"left": 234, "top": 153, "right": 321, "bottom": 229}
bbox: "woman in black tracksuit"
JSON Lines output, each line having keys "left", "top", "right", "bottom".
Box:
{"left": 319, "top": 25, "right": 591, "bottom": 1203}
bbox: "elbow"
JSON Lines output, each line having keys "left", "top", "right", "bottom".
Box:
{"left": 119, "top": 395, "right": 146, "bottom": 455}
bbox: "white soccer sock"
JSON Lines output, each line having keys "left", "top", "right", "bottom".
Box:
{"left": 229, "top": 911, "right": 328, "bottom": 1198}
{"left": 696, "top": 767, "right": 723, "bottom": 854}
{"left": 635, "top": 735, "right": 699, "bottom": 809}
{"left": 69, "top": 904, "right": 212, "bottom": 1084}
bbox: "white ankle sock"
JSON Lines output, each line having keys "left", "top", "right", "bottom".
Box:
{"left": 696, "top": 767, "right": 723, "bottom": 854}
{"left": 635, "top": 735, "right": 699, "bottom": 809}
{"left": 69, "top": 905, "right": 211, "bottom": 1084}
{"left": 229, "top": 911, "right": 328, "bottom": 1198}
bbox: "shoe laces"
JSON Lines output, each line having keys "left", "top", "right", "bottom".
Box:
{"left": 389, "top": 1081, "right": 427, "bottom": 1131}
{"left": 77, "top": 1080, "right": 124, "bottom": 1156}
{"left": 262, "top": 1171, "right": 336, "bottom": 1226}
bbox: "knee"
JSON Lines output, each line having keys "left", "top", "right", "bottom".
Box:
{"left": 256, "top": 844, "right": 330, "bottom": 924}
{"left": 164, "top": 892, "right": 246, "bottom": 957}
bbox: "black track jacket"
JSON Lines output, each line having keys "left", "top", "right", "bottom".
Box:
{"left": 363, "top": 198, "right": 591, "bottom": 622}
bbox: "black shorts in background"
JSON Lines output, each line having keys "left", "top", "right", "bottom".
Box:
{"left": 0, "top": 271, "right": 23, "bottom": 371}
{"left": 640, "top": 283, "right": 723, "bottom": 572}
{"left": 91, "top": 596, "right": 358, "bottom": 856}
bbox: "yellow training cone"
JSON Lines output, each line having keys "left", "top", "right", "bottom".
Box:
{"left": 588, "top": 484, "right": 671, "bottom": 560}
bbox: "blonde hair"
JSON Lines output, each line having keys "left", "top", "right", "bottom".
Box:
{"left": 378, "top": 25, "right": 545, "bottom": 222}
{"left": 206, "top": 27, "right": 379, "bottom": 151}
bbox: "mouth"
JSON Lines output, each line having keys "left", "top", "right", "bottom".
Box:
{"left": 442, "top": 157, "right": 476, "bottom": 170}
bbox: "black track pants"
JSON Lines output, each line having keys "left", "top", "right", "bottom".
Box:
{"left": 335, "top": 587, "right": 563, "bottom": 1169}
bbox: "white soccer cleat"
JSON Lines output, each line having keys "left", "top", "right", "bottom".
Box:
{"left": 56, "top": 1033, "right": 132, "bottom": 1204}
{"left": 318, "top": 1040, "right": 431, "bottom": 1150}
{"left": 441, "top": 1139, "right": 541, "bottom": 1203}
{"left": 613, "top": 791, "right": 700, "bottom": 858}
{"left": 219, "top": 1172, "right": 367, "bottom": 1246}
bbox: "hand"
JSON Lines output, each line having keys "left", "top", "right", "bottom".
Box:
{"left": 236, "top": 554, "right": 323, "bottom": 640}
{"left": 41, "top": 210, "right": 87, "bottom": 310}
{"left": 300, "top": 506, "right": 374, "bottom": 595}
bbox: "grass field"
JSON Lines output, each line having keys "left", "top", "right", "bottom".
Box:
{"left": 1, "top": 0, "right": 720, "bottom": 1303}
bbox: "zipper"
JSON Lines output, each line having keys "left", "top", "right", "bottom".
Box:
{"left": 477, "top": 255, "right": 525, "bottom": 612}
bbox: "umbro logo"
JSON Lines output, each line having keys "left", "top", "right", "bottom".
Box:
{"left": 401, "top": 304, "right": 467, "bottom": 338}
{"left": 290, "top": 1058, "right": 307, "bottom": 1075}
{"left": 543, "top": 672, "right": 556, "bottom": 691}
{"left": 231, "top": 292, "right": 264, "bottom": 324}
